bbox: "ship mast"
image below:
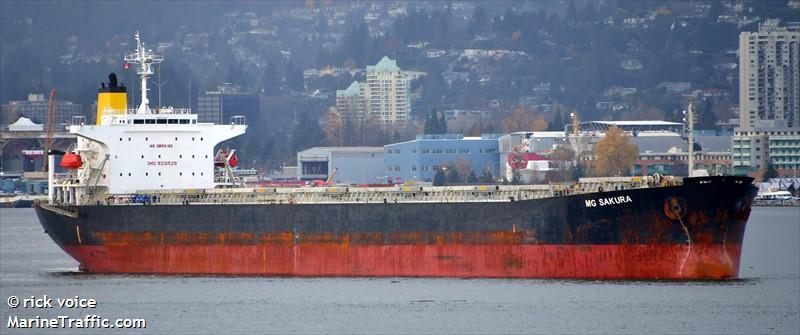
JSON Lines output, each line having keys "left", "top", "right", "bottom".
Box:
{"left": 683, "top": 101, "right": 696, "bottom": 176}
{"left": 124, "top": 31, "right": 163, "bottom": 114}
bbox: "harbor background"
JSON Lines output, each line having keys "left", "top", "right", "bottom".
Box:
{"left": 0, "top": 207, "right": 798, "bottom": 334}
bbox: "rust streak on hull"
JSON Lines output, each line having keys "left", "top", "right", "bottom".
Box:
{"left": 63, "top": 244, "right": 741, "bottom": 280}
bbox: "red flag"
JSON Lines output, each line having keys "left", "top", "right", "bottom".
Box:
{"left": 124, "top": 62, "right": 130, "bottom": 69}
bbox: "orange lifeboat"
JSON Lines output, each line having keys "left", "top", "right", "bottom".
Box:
{"left": 60, "top": 152, "right": 83, "bottom": 169}
{"left": 228, "top": 152, "right": 238, "bottom": 167}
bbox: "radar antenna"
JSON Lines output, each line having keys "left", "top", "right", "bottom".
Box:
{"left": 124, "top": 31, "right": 163, "bottom": 114}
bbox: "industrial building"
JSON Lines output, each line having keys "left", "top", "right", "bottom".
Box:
{"left": 296, "top": 147, "right": 384, "bottom": 184}
{"left": 383, "top": 134, "right": 501, "bottom": 183}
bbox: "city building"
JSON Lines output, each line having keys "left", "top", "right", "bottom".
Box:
{"left": 296, "top": 147, "right": 384, "bottom": 184}
{"left": 383, "top": 134, "right": 501, "bottom": 183}
{"left": 732, "top": 123, "right": 800, "bottom": 173}
{"left": 738, "top": 19, "right": 799, "bottom": 129}
{"left": 734, "top": 20, "right": 800, "bottom": 175}
{"left": 334, "top": 81, "right": 364, "bottom": 121}
{"left": 1, "top": 93, "right": 83, "bottom": 127}
{"left": 196, "top": 83, "right": 259, "bottom": 124}
{"left": 632, "top": 133, "right": 732, "bottom": 176}
{"left": 333, "top": 56, "right": 410, "bottom": 127}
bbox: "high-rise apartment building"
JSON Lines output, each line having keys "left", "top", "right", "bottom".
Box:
{"left": 334, "top": 56, "right": 410, "bottom": 127}
{"left": 738, "top": 19, "right": 799, "bottom": 128}
{"left": 733, "top": 20, "right": 800, "bottom": 174}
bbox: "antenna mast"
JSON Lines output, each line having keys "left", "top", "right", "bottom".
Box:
{"left": 683, "top": 102, "right": 696, "bottom": 176}
{"left": 124, "top": 31, "right": 163, "bottom": 114}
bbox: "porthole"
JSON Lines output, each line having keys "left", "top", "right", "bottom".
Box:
{"left": 141, "top": 155, "right": 144, "bottom": 159}
{"left": 192, "top": 155, "right": 195, "bottom": 158}
{"left": 200, "top": 137, "right": 203, "bottom": 141}
{"left": 158, "top": 154, "right": 161, "bottom": 158}
{"left": 145, "top": 172, "right": 149, "bottom": 176}
{"left": 205, "top": 155, "right": 208, "bottom": 158}
{"left": 145, "top": 137, "right": 148, "bottom": 141}
{"left": 128, "top": 173, "right": 131, "bottom": 176}
{"left": 128, "top": 137, "right": 131, "bottom": 141}
{"left": 192, "top": 172, "right": 195, "bottom": 176}
{"left": 201, "top": 172, "right": 204, "bottom": 176}
{"left": 192, "top": 137, "right": 195, "bottom": 141}
{"left": 175, "top": 137, "right": 178, "bottom": 141}
{"left": 179, "top": 155, "right": 183, "bottom": 158}
{"left": 119, "top": 138, "right": 123, "bottom": 141}
{"left": 158, "top": 172, "right": 161, "bottom": 176}
{"left": 179, "top": 172, "right": 183, "bottom": 176}
{"left": 119, "top": 173, "right": 123, "bottom": 176}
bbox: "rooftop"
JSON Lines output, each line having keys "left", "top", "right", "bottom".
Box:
{"left": 367, "top": 56, "right": 400, "bottom": 72}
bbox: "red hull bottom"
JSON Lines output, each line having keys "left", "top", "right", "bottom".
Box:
{"left": 63, "top": 244, "right": 742, "bottom": 279}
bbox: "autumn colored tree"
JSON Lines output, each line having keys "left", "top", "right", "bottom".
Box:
{"left": 322, "top": 109, "right": 345, "bottom": 146}
{"left": 593, "top": 126, "right": 639, "bottom": 177}
{"left": 502, "top": 107, "right": 548, "bottom": 133}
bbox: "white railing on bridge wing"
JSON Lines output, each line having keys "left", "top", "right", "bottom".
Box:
{"left": 155, "top": 107, "right": 192, "bottom": 115}
{"left": 230, "top": 116, "right": 246, "bottom": 125}
{"left": 101, "top": 107, "right": 192, "bottom": 115}
{"left": 71, "top": 116, "right": 86, "bottom": 125}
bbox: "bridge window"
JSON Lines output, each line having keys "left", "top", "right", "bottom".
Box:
{"left": 145, "top": 119, "right": 155, "bottom": 124}
{"left": 168, "top": 119, "right": 178, "bottom": 124}
{"left": 157, "top": 119, "right": 167, "bottom": 124}
{"left": 192, "top": 120, "right": 196, "bottom": 124}
{"left": 180, "top": 120, "right": 190, "bottom": 124}
{"left": 133, "top": 119, "right": 144, "bottom": 124}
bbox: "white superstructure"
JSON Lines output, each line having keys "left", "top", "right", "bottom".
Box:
{"left": 49, "top": 32, "right": 246, "bottom": 205}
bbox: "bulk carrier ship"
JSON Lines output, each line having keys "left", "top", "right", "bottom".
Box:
{"left": 35, "top": 33, "right": 757, "bottom": 280}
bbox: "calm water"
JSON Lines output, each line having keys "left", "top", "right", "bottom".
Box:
{"left": 1, "top": 207, "right": 798, "bottom": 335}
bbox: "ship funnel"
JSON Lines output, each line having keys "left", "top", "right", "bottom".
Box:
{"left": 96, "top": 72, "right": 127, "bottom": 125}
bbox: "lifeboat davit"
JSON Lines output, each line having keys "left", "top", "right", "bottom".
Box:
{"left": 60, "top": 152, "right": 83, "bottom": 169}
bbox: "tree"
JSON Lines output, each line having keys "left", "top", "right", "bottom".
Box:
{"left": 467, "top": 171, "right": 479, "bottom": 183}
{"left": 466, "top": 6, "right": 488, "bottom": 36}
{"left": 446, "top": 166, "right": 461, "bottom": 184}
{"left": 593, "top": 126, "right": 639, "bottom": 177}
{"left": 439, "top": 111, "right": 448, "bottom": 134}
{"left": 502, "top": 107, "right": 548, "bottom": 133}
{"left": 433, "top": 169, "right": 446, "bottom": 186}
{"left": 285, "top": 61, "right": 305, "bottom": 93}
{"left": 262, "top": 62, "right": 281, "bottom": 96}
{"left": 291, "top": 112, "right": 325, "bottom": 154}
{"left": 478, "top": 169, "right": 494, "bottom": 183}
{"left": 322, "top": 110, "right": 345, "bottom": 146}
{"left": 424, "top": 109, "right": 447, "bottom": 134}
{"left": 763, "top": 163, "right": 779, "bottom": 180}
